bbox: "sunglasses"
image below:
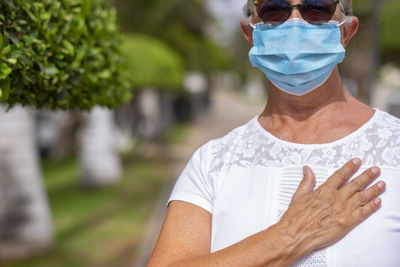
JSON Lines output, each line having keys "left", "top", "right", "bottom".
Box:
{"left": 254, "top": 0, "right": 342, "bottom": 25}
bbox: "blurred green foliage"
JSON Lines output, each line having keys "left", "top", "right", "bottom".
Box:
{"left": 380, "top": 0, "right": 400, "bottom": 53}
{"left": 352, "top": 0, "right": 370, "bottom": 14}
{"left": 112, "top": 0, "right": 233, "bottom": 72}
{"left": 353, "top": 0, "right": 400, "bottom": 60}
{"left": 0, "top": 0, "right": 130, "bottom": 109}
{"left": 121, "top": 34, "right": 184, "bottom": 91}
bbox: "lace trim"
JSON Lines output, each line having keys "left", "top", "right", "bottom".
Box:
{"left": 209, "top": 109, "right": 400, "bottom": 175}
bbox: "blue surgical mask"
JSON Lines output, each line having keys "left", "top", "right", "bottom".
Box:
{"left": 249, "top": 18, "right": 346, "bottom": 96}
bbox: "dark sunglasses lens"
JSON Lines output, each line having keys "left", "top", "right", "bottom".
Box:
{"left": 301, "top": 0, "right": 337, "bottom": 24}
{"left": 257, "top": 0, "right": 291, "bottom": 25}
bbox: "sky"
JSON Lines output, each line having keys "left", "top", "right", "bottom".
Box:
{"left": 207, "top": 0, "right": 247, "bottom": 46}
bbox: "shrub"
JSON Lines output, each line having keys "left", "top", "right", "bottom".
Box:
{"left": 381, "top": 1, "right": 400, "bottom": 53}
{"left": 113, "top": 0, "right": 233, "bottom": 73}
{"left": 121, "top": 34, "right": 184, "bottom": 91}
{"left": 0, "top": 0, "right": 131, "bottom": 109}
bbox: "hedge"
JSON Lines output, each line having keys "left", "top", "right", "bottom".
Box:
{"left": 0, "top": 0, "right": 130, "bottom": 110}
{"left": 121, "top": 34, "right": 184, "bottom": 91}
{"left": 380, "top": 1, "right": 400, "bottom": 53}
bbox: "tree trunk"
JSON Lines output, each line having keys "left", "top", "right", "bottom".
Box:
{"left": 0, "top": 106, "right": 53, "bottom": 260}
{"left": 36, "top": 110, "right": 80, "bottom": 160}
{"left": 138, "top": 88, "right": 163, "bottom": 140}
{"left": 79, "top": 107, "right": 122, "bottom": 188}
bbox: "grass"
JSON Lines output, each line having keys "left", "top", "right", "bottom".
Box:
{"left": 4, "top": 148, "right": 172, "bottom": 267}
{"left": 165, "top": 122, "right": 189, "bottom": 144}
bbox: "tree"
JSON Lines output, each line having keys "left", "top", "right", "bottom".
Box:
{"left": 0, "top": 0, "right": 128, "bottom": 259}
{"left": 0, "top": 0, "right": 130, "bottom": 109}
{"left": 380, "top": 0, "right": 400, "bottom": 64}
{"left": 79, "top": 107, "right": 122, "bottom": 188}
{"left": 118, "top": 34, "right": 185, "bottom": 139}
{"left": 0, "top": 106, "right": 53, "bottom": 260}
{"left": 112, "top": 0, "right": 232, "bottom": 72}
{"left": 121, "top": 34, "right": 184, "bottom": 91}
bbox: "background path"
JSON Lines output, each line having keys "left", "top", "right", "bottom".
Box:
{"left": 133, "top": 88, "right": 265, "bottom": 266}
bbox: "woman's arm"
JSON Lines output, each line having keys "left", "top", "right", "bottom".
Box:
{"left": 147, "top": 201, "right": 295, "bottom": 267}
{"left": 147, "top": 159, "right": 385, "bottom": 267}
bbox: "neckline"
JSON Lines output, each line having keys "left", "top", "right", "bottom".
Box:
{"left": 253, "top": 108, "right": 380, "bottom": 149}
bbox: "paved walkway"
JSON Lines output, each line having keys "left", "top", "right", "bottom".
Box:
{"left": 133, "top": 88, "right": 265, "bottom": 266}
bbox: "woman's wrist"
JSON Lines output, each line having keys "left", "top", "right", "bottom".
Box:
{"left": 267, "top": 221, "right": 312, "bottom": 266}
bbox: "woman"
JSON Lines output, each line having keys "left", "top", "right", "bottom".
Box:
{"left": 148, "top": 0, "right": 400, "bottom": 266}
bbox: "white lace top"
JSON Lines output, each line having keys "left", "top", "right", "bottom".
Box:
{"left": 167, "top": 108, "right": 400, "bottom": 266}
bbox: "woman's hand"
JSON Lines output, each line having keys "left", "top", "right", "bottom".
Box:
{"left": 278, "top": 158, "right": 386, "bottom": 262}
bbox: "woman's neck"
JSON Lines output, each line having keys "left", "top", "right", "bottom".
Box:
{"left": 258, "top": 68, "right": 375, "bottom": 144}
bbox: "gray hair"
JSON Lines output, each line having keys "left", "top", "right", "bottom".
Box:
{"left": 243, "top": 0, "right": 353, "bottom": 18}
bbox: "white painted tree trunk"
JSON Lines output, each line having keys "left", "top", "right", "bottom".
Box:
{"left": 79, "top": 107, "right": 122, "bottom": 188}
{"left": 0, "top": 106, "right": 53, "bottom": 260}
{"left": 36, "top": 110, "right": 75, "bottom": 159}
{"left": 138, "top": 88, "right": 162, "bottom": 139}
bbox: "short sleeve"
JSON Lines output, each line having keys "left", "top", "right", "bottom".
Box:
{"left": 166, "top": 142, "right": 214, "bottom": 213}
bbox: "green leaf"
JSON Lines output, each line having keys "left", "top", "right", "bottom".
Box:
{"left": 0, "top": 79, "right": 11, "bottom": 101}
{"left": 0, "top": 64, "right": 12, "bottom": 79}
{"left": 44, "top": 64, "right": 59, "bottom": 75}
{"left": 62, "top": 40, "right": 74, "bottom": 55}
{"left": 25, "top": 10, "right": 37, "bottom": 22}
{"left": 0, "top": 33, "right": 3, "bottom": 51}
{"left": 7, "top": 58, "right": 17, "bottom": 65}
{"left": 82, "top": 0, "right": 92, "bottom": 17}
{"left": 1, "top": 45, "right": 11, "bottom": 57}
{"left": 98, "top": 70, "right": 111, "bottom": 79}
{"left": 9, "top": 32, "right": 19, "bottom": 45}
{"left": 40, "top": 12, "right": 51, "bottom": 22}
{"left": 20, "top": 54, "right": 32, "bottom": 65}
{"left": 4, "top": 0, "right": 15, "bottom": 8}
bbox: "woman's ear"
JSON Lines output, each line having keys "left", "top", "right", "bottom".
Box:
{"left": 240, "top": 19, "right": 254, "bottom": 46}
{"left": 342, "top": 16, "right": 359, "bottom": 48}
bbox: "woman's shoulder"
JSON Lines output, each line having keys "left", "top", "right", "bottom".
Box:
{"left": 193, "top": 117, "right": 260, "bottom": 173}
{"left": 198, "top": 117, "right": 258, "bottom": 152}
{"left": 371, "top": 108, "right": 400, "bottom": 144}
{"left": 362, "top": 108, "right": 400, "bottom": 169}
{"left": 375, "top": 108, "right": 400, "bottom": 129}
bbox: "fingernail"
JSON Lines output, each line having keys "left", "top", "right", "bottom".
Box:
{"left": 377, "top": 181, "right": 386, "bottom": 189}
{"left": 374, "top": 198, "right": 381, "bottom": 205}
{"left": 371, "top": 167, "right": 380, "bottom": 175}
{"left": 352, "top": 158, "right": 361, "bottom": 166}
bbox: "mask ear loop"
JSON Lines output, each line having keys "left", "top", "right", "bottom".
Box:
{"left": 245, "top": 16, "right": 256, "bottom": 29}
{"left": 243, "top": 0, "right": 256, "bottom": 29}
{"left": 338, "top": 16, "right": 353, "bottom": 26}
{"left": 337, "top": 0, "right": 353, "bottom": 26}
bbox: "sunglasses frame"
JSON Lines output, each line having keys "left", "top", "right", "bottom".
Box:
{"left": 253, "top": 0, "right": 344, "bottom": 26}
